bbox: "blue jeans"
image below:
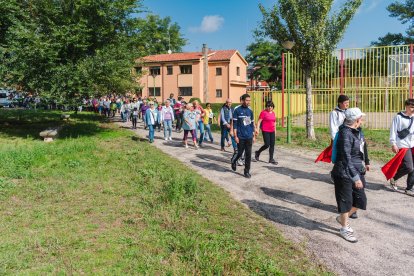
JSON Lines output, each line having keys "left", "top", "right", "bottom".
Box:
{"left": 148, "top": 124, "right": 155, "bottom": 141}
{"left": 143, "top": 114, "right": 147, "bottom": 127}
{"left": 196, "top": 120, "right": 205, "bottom": 144}
{"left": 203, "top": 123, "right": 214, "bottom": 142}
{"left": 221, "top": 125, "right": 237, "bottom": 149}
{"left": 164, "top": 120, "right": 172, "bottom": 138}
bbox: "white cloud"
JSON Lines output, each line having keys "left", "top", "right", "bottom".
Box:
{"left": 189, "top": 15, "right": 224, "bottom": 33}
{"left": 366, "top": 0, "right": 381, "bottom": 11}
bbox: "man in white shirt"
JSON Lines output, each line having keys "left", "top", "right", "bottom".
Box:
{"left": 386, "top": 99, "right": 414, "bottom": 195}
{"left": 329, "top": 95, "right": 349, "bottom": 140}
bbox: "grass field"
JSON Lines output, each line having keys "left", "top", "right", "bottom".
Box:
{"left": 0, "top": 109, "right": 328, "bottom": 274}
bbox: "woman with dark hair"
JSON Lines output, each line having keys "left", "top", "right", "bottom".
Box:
{"left": 255, "top": 101, "right": 277, "bottom": 164}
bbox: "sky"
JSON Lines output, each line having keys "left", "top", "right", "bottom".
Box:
{"left": 141, "top": 0, "right": 408, "bottom": 56}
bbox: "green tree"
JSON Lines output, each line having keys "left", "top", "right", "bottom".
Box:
{"left": 0, "top": 0, "right": 186, "bottom": 101}
{"left": 245, "top": 40, "right": 283, "bottom": 89}
{"left": 259, "top": 0, "right": 362, "bottom": 139}
{"left": 372, "top": 0, "right": 414, "bottom": 46}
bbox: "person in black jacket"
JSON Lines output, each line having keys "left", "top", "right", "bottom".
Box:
{"left": 331, "top": 107, "right": 369, "bottom": 243}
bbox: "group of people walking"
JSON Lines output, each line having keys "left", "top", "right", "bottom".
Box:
{"left": 119, "top": 91, "right": 414, "bottom": 244}
{"left": 315, "top": 94, "right": 414, "bottom": 243}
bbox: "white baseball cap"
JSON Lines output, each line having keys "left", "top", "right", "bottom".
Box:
{"left": 345, "top": 108, "right": 365, "bottom": 121}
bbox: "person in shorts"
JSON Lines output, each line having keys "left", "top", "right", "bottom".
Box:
{"left": 331, "top": 108, "right": 368, "bottom": 243}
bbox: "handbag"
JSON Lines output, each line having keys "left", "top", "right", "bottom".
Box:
{"left": 397, "top": 115, "right": 413, "bottom": 139}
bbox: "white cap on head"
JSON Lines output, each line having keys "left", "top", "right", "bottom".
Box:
{"left": 345, "top": 107, "right": 365, "bottom": 121}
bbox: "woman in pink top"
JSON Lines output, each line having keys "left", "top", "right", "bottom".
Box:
{"left": 255, "top": 101, "right": 277, "bottom": 164}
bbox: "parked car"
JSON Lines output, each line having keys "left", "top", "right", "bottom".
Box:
{"left": 0, "top": 91, "right": 10, "bottom": 107}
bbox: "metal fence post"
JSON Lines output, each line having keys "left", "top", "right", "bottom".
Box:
{"left": 281, "top": 53, "right": 285, "bottom": 127}
{"left": 340, "top": 49, "right": 344, "bottom": 95}
{"left": 410, "top": 44, "right": 413, "bottom": 98}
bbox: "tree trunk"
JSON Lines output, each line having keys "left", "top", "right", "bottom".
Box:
{"left": 305, "top": 70, "right": 315, "bottom": 140}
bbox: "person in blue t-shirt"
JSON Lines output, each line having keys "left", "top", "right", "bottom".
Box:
{"left": 231, "top": 93, "right": 256, "bottom": 178}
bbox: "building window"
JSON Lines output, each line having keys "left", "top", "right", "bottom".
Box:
{"left": 236, "top": 66, "right": 240, "bottom": 76}
{"left": 167, "top": 66, "right": 173, "bottom": 75}
{"left": 149, "top": 87, "right": 161, "bottom": 97}
{"left": 216, "top": 89, "right": 222, "bottom": 98}
{"left": 180, "top": 65, "right": 192, "bottom": 74}
{"left": 179, "top": 87, "right": 192, "bottom": 96}
{"left": 216, "top": 67, "right": 222, "bottom": 76}
{"left": 134, "top": 67, "right": 142, "bottom": 74}
{"left": 149, "top": 66, "right": 160, "bottom": 76}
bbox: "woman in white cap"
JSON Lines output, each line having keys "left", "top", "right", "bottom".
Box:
{"left": 331, "top": 107, "right": 369, "bottom": 243}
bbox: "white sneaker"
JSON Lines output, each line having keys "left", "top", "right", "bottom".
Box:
{"left": 336, "top": 216, "right": 353, "bottom": 233}
{"left": 164, "top": 137, "right": 168, "bottom": 141}
{"left": 185, "top": 144, "right": 188, "bottom": 149}
{"left": 168, "top": 137, "right": 172, "bottom": 141}
{"left": 340, "top": 227, "right": 358, "bottom": 243}
{"left": 194, "top": 144, "right": 199, "bottom": 150}
{"left": 390, "top": 178, "right": 398, "bottom": 191}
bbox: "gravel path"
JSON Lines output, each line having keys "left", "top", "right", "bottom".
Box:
{"left": 119, "top": 119, "right": 414, "bottom": 276}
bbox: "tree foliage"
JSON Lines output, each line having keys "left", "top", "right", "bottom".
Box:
{"left": 0, "top": 0, "right": 186, "bottom": 100}
{"left": 245, "top": 40, "right": 283, "bottom": 89}
{"left": 258, "top": 0, "right": 362, "bottom": 139}
{"left": 372, "top": 0, "right": 414, "bottom": 46}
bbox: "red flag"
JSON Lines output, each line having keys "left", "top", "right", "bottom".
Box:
{"left": 315, "top": 143, "right": 333, "bottom": 163}
{"left": 381, "top": 148, "right": 409, "bottom": 180}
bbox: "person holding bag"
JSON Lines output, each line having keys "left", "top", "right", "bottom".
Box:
{"left": 382, "top": 99, "right": 414, "bottom": 195}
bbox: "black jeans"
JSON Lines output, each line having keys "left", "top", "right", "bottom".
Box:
{"left": 394, "top": 149, "right": 414, "bottom": 189}
{"left": 132, "top": 116, "right": 137, "bottom": 128}
{"left": 232, "top": 138, "right": 253, "bottom": 173}
{"left": 176, "top": 114, "right": 182, "bottom": 130}
{"left": 257, "top": 131, "right": 275, "bottom": 160}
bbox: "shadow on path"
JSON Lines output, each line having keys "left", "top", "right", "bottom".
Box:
{"left": 242, "top": 199, "right": 338, "bottom": 235}
{"left": 264, "top": 165, "right": 332, "bottom": 184}
{"left": 261, "top": 187, "right": 337, "bottom": 213}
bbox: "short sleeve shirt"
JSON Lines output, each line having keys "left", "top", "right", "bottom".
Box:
{"left": 259, "top": 110, "right": 276, "bottom": 132}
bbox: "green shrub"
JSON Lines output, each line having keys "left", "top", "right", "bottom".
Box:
{"left": 189, "top": 97, "right": 202, "bottom": 104}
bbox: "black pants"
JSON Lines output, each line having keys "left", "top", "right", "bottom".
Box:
{"left": 394, "top": 149, "right": 414, "bottom": 190}
{"left": 176, "top": 114, "right": 182, "bottom": 130}
{"left": 132, "top": 116, "right": 137, "bottom": 128}
{"left": 232, "top": 138, "right": 252, "bottom": 173}
{"left": 257, "top": 131, "right": 275, "bottom": 160}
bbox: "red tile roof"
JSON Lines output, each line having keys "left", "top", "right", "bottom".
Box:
{"left": 140, "top": 49, "right": 238, "bottom": 63}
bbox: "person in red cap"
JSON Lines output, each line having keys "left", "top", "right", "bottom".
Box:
{"left": 382, "top": 99, "right": 414, "bottom": 195}
{"left": 331, "top": 107, "right": 368, "bottom": 243}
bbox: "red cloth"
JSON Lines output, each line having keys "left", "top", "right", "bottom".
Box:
{"left": 381, "top": 148, "right": 410, "bottom": 180}
{"left": 315, "top": 143, "right": 332, "bottom": 163}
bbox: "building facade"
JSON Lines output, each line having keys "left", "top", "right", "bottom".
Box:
{"left": 136, "top": 48, "right": 248, "bottom": 103}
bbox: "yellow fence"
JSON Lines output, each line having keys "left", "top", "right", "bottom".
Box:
{"left": 250, "top": 45, "right": 414, "bottom": 129}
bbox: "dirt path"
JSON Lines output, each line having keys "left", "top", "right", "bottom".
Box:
{"left": 118, "top": 119, "right": 414, "bottom": 276}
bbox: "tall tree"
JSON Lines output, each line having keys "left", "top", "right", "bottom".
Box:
{"left": 0, "top": 0, "right": 186, "bottom": 100}
{"left": 245, "top": 40, "right": 283, "bottom": 89}
{"left": 372, "top": 0, "right": 414, "bottom": 46}
{"left": 259, "top": 0, "right": 362, "bottom": 139}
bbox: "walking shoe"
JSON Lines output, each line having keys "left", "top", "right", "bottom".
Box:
{"left": 269, "top": 159, "right": 278, "bottom": 165}
{"left": 340, "top": 227, "right": 358, "bottom": 243}
{"left": 231, "top": 162, "right": 237, "bottom": 171}
{"left": 237, "top": 159, "right": 244, "bottom": 166}
{"left": 254, "top": 151, "right": 260, "bottom": 161}
{"left": 336, "top": 216, "right": 354, "bottom": 233}
{"left": 405, "top": 188, "right": 414, "bottom": 196}
{"left": 185, "top": 144, "right": 189, "bottom": 149}
{"left": 390, "top": 178, "right": 398, "bottom": 191}
{"left": 350, "top": 212, "right": 358, "bottom": 219}
{"left": 168, "top": 137, "right": 172, "bottom": 141}
{"left": 164, "top": 137, "right": 168, "bottom": 141}
{"left": 244, "top": 172, "right": 251, "bottom": 178}
{"left": 220, "top": 147, "right": 226, "bottom": 152}
{"left": 194, "top": 144, "right": 199, "bottom": 150}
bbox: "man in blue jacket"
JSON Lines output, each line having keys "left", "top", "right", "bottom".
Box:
{"left": 231, "top": 94, "right": 256, "bottom": 178}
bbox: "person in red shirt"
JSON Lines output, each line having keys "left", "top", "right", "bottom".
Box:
{"left": 254, "top": 101, "right": 277, "bottom": 164}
